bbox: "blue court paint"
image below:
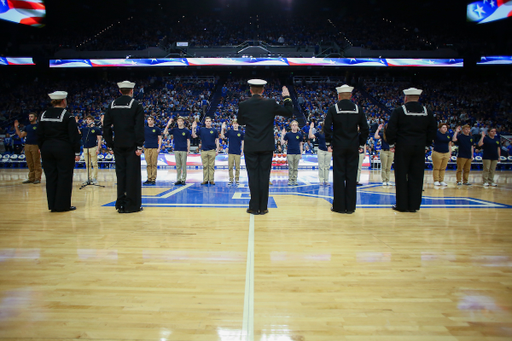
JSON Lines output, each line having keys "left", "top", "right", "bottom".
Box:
{"left": 103, "top": 182, "right": 512, "bottom": 209}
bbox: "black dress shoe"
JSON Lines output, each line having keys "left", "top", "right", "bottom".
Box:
{"left": 392, "top": 205, "right": 408, "bottom": 212}
{"left": 330, "top": 207, "right": 345, "bottom": 214}
{"left": 51, "top": 206, "right": 76, "bottom": 212}
{"left": 356, "top": 182, "right": 363, "bottom": 186}
{"left": 174, "top": 181, "right": 182, "bottom": 186}
{"left": 120, "top": 207, "right": 143, "bottom": 213}
{"left": 246, "top": 209, "right": 259, "bottom": 215}
{"left": 346, "top": 210, "right": 354, "bottom": 214}
{"left": 260, "top": 209, "right": 269, "bottom": 215}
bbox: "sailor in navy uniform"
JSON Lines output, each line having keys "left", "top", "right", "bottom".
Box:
{"left": 103, "top": 81, "right": 145, "bottom": 213}
{"left": 386, "top": 87, "right": 437, "bottom": 212}
{"left": 237, "top": 79, "right": 294, "bottom": 215}
{"left": 37, "top": 91, "right": 81, "bottom": 212}
{"left": 324, "top": 84, "right": 369, "bottom": 214}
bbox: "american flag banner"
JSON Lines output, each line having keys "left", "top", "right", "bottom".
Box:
{"left": 467, "top": 0, "right": 512, "bottom": 24}
{"left": 0, "top": 0, "right": 45, "bottom": 27}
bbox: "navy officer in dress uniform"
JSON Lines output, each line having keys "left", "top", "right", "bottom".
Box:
{"left": 37, "top": 91, "right": 81, "bottom": 212}
{"left": 237, "top": 79, "right": 294, "bottom": 215}
{"left": 324, "top": 84, "right": 369, "bottom": 214}
{"left": 103, "top": 80, "right": 145, "bottom": 213}
{"left": 386, "top": 87, "right": 437, "bottom": 212}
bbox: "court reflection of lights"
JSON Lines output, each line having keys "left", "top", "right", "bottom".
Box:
{"left": 160, "top": 327, "right": 172, "bottom": 341}
{"left": 216, "top": 327, "right": 242, "bottom": 341}
{"left": 458, "top": 295, "right": 501, "bottom": 312}
{"left": 260, "top": 328, "right": 294, "bottom": 341}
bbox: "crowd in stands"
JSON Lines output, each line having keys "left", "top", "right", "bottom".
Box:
{"left": 1, "top": 74, "right": 511, "bottom": 158}
{"left": 361, "top": 77, "right": 512, "bottom": 136}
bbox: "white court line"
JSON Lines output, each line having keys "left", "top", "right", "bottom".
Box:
{"left": 242, "top": 214, "right": 255, "bottom": 341}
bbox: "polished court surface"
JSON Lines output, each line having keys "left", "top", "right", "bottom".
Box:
{"left": 0, "top": 167, "right": 512, "bottom": 341}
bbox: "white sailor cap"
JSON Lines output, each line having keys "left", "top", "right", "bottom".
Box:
{"left": 403, "top": 87, "right": 423, "bottom": 96}
{"left": 247, "top": 79, "right": 267, "bottom": 87}
{"left": 117, "top": 80, "right": 136, "bottom": 89}
{"left": 48, "top": 91, "right": 68, "bottom": 100}
{"left": 336, "top": 84, "right": 354, "bottom": 93}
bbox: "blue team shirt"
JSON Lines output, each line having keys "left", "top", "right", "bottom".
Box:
{"left": 225, "top": 129, "right": 244, "bottom": 155}
{"left": 4, "top": 137, "right": 12, "bottom": 147}
{"left": 81, "top": 126, "right": 102, "bottom": 148}
{"left": 455, "top": 134, "right": 474, "bottom": 159}
{"left": 169, "top": 127, "right": 191, "bottom": 152}
{"left": 433, "top": 130, "right": 451, "bottom": 153}
{"left": 482, "top": 136, "right": 500, "bottom": 160}
{"left": 22, "top": 124, "right": 38, "bottom": 145}
{"left": 284, "top": 131, "right": 303, "bottom": 154}
{"left": 197, "top": 127, "right": 218, "bottom": 151}
{"left": 144, "top": 126, "right": 162, "bottom": 149}
{"left": 12, "top": 134, "right": 22, "bottom": 145}
{"left": 314, "top": 131, "right": 327, "bottom": 151}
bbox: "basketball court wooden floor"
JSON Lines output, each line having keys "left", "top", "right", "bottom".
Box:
{"left": 0, "top": 167, "right": 511, "bottom": 341}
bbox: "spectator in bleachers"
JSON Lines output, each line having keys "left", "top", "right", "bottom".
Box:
{"left": 3, "top": 133, "right": 13, "bottom": 153}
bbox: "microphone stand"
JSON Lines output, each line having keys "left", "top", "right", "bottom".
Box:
{"left": 80, "top": 123, "right": 105, "bottom": 189}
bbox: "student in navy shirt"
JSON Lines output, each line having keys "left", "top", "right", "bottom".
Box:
{"left": 192, "top": 116, "right": 219, "bottom": 185}
{"left": 14, "top": 113, "right": 42, "bottom": 184}
{"left": 478, "top": 128, "right": 500, "bottom": 187}
{"left": 164, "top": 116, "right": 191, "bottom": 185}
{"left": 281, "top": 120, "right": 303, "bottom": 186}
{"left": 432, "top": 123, "right": 452, "bottom": 186}
{"left": 373, "top": 123, "right": 393, "bottom": 186}
{"left": 220, "top": 119, "right": 244, "bottom": 185}
{"left": 79, "top": 115, "right": 103, "bottom": 185}
{"left": 452, "top": 124, "right": 475, "bottom": 185}
{"left": 143, "top": 116, "right": 162, "bottom": 185}
{"left": 309, "top": 121, "right": 331, "bottom": 186}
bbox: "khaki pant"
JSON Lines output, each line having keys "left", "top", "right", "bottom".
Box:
{"left": 380, "top": 150, "right": 394, "bottom": 182}
{"left": 83, "top": 146, "right": 99, "bottom": 180}
{"left": 201, "top": 149, "right": 216, "bottom": 182}
{"left": 144, "top": 148, "right": 159, "bottom": 181}
{"left": 175, "top": 151, "right": 188, "bottom": 182}
{"left": 456, "top": 157, "right": 472, "bottom": 183}
{"left": 228, "top": 154, "right": 241, "bottom": 182}
{"left": 482, "top": 159, "right": 498, "bottom": 184}
{"left": 432, "top": 151, "right": 450, "bottom": 182}
{"left": 287, "top": 154, "right": 301, "bottom": 182}
{"left": 357, "top": 153, "right": 365, "bottom": 182}
{"left": 25, "top": 144, "right": 42, "bottom": 181}
{"left": 317, "top": 149, "right": 331, "bottom": 182}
